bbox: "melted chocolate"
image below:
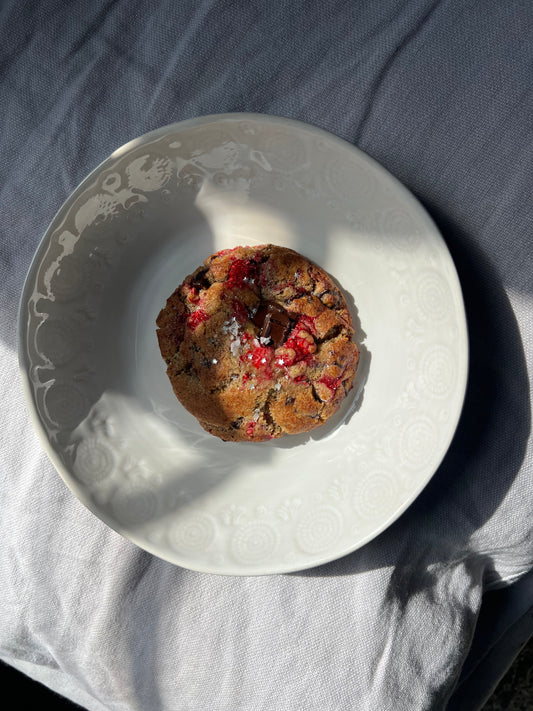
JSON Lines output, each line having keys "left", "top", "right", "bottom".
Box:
{"left": 252, "top": 301, "right": 293, "bottom": 348}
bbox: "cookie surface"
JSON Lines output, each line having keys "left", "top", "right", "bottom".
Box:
{"left": 156, "top": 245, "right": 359, "bottom": 442}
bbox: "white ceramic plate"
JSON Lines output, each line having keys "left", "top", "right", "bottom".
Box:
{"left": 18, "top": 114, "right": 468, "bottom": 575}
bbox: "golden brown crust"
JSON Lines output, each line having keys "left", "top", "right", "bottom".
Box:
{"left": 156, "top": 244, "right": 359, "bottom": 441}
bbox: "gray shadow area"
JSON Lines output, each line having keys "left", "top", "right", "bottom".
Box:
{"left": 292, "top": 206, "right": 531, "bottom": 581}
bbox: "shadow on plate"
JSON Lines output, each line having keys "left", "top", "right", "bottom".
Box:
{"left": 293, "top": 207, "right": 531, "bottom": 579}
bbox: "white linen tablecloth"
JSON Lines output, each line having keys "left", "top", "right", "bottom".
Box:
{"left": 1, "top": 1, "right": 532, "bottom": 709}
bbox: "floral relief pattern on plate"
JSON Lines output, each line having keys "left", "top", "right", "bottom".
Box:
{"left": 19, "top": 114, "right": 468, "bottom": 575}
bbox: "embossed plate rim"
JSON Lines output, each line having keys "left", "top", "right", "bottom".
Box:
{"left": 18, "top": 113, "right": 469, "bottom": 575}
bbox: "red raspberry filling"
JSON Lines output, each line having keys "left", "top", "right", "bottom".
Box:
{"left": 248, "top": 345, "right": 273, "bottom": 369}
{"left": 277, "top": 328, "right": 315, "bottom": 366}
{"left": 297, "top": 314, "right": 318, "bottom": 336}
{"left": 187, "top": 308, "right": 210, "bottom": 330}
{"left": 227, "top": 258, "right": 259, "bottom": 290}
{"left": 319, "top": 373, "right": 344, "bottom": 392}
{"left": 241, "top": 343, "right": 274, "bottom": 379}
{"left": 287, "top": 331, "right": 314, "bottom": 359}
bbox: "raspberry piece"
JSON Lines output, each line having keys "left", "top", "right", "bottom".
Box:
{"left": 187, "top": 308, "right": 210, "bottom": 330}
{"left": 319, "top": 374, "right": 343, "bottom": 392}
{"left": 227, "top": 258, "right": 259, "bottom": 290}
{"left": 279, "top": 328, "right": 316, "bottom": 365}
{"left": 241, "top": 343, "right": 274, "bottom": 378}
{"left": 298, "top": 314, "right": 318, "bottom": 336}
{"left": 250, "top": 345, "right": 273, "bottom": 369}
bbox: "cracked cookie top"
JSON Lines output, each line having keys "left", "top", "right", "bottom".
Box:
{"left": 156, "top": 244, "right": 359, "bottom": 442}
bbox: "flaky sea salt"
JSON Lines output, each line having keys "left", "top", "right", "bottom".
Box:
{"left": 223, "top": 317, "right": 243, "bottom": 357}
{"left": 222, "top": 317, "right": 240, "bottom": 337}
{"left": 230, "top": 338, "right": 241, "bottom": 356}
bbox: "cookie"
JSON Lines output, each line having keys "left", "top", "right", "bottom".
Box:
{"left": 156, "top": 244, "right": 359, "bottom": 442}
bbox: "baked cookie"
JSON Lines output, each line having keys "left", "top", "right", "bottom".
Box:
{"left": 156, "top": 244, "right": 359, "bottom": 442}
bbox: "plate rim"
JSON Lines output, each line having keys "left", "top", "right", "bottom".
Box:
{"left": 17, "top": 112, "right": 469, "bottom": 575}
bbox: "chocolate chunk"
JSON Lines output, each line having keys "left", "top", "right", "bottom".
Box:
{"left": 260, "top": 311, "right": 273, "bottom": 338}
{"left": 189, "top": 268, "right": 211, "bottom": 290}
{"left": 252, "top": 301, "right": 293, "bottom": 348}
{"left": 269, "top": 315, "right": 292, "bottom": 348}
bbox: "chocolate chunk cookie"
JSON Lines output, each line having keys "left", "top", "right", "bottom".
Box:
{"left": 156, "top": 244, "right": 359, "bottom": 442}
